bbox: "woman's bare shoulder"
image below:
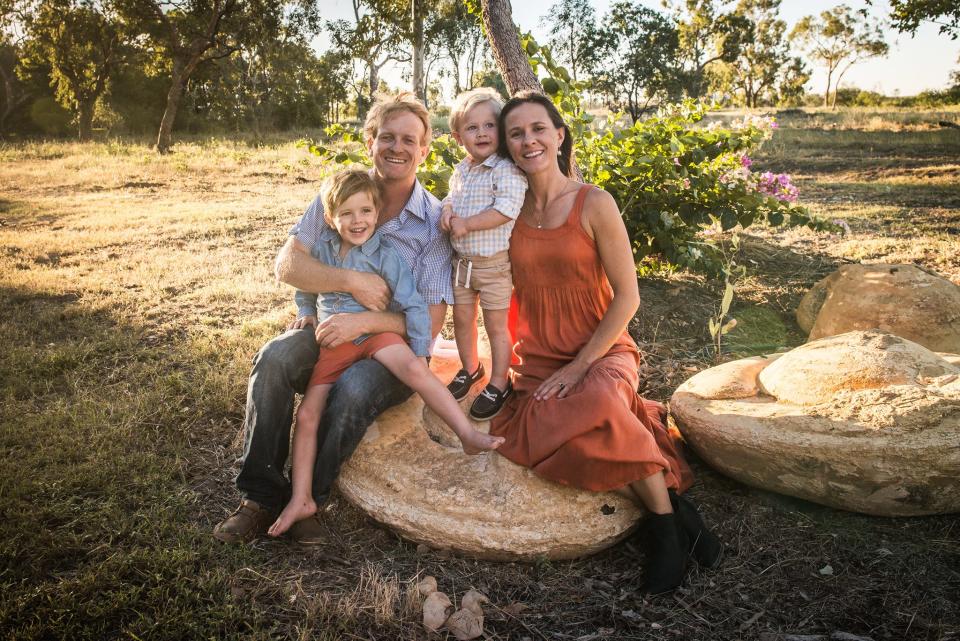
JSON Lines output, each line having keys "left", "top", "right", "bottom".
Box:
{"left": 581, "top": 186, "right": 622, "bottom": 228}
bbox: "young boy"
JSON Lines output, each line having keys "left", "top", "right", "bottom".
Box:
{"left": 441, "top": 88, "right": 528, "bottom": 420}
{"left": 269, "top": 168, "right": 504, "bottom": 537}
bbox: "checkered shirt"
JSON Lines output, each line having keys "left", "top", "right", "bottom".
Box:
{"left": 442, "top": 154, "right": 527, "bottom": 258}
{"left": 290, "top": 179, "right": 454, "bottom": 305}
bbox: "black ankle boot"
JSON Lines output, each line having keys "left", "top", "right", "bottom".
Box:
{"left": 640, "top": 512, "right": 688, "bottom": 595}
{"left": 669, "top": 490, "right": 723, "bottom": 569}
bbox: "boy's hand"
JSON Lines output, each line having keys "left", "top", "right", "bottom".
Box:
{"left": 288, "top": 315, "right": 318, "bottom": 330}
{"left": 440, "top": 206, "right": 455, "bottom": 232}
{"left": 449, "top": 216, "right": 469, "bottom": 240}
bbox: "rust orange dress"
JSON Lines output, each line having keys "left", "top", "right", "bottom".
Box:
{"left": 491, "top": 185, "right": 693, "bottom": 493}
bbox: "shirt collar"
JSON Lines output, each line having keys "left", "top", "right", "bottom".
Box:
{"left": 319, "top": 227, "right": 381, "bottom": 256}
{"left": 400, "top": 179, "right": 429, "bottom": 221}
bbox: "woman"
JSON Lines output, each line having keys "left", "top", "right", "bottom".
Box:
{"left": 491, "top": 91, "right": 721, "bottom": 594}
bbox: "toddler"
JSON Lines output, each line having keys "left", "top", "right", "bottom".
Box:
{"left": 441, "top": 88, "right": 527, "bottom": 420}
{"left": 269, "top": 169, "right": 504, "bottom": 537}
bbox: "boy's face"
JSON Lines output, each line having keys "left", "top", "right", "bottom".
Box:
{"left": 329, "top": 191, "right": 378, "bottom": 251}
{"left": 366, "top": 111, "right": 429, "bottom": 184}
{"left": 453, "top": 101, "right": 498, "bottom": 163}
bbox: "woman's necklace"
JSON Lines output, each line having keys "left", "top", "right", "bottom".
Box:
{"left": 531, "top": 181, "right": 577, "bottom": 229}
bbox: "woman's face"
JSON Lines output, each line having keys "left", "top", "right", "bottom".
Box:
{"left": 503, "top": 102, "right": 564, "bottom": 176}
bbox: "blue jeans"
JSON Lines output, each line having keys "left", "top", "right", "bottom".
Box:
{"left": 235, "top": 327, "right": 414, "bottom": 510}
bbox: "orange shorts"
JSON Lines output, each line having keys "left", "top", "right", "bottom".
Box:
{"left": 307, "top": 332, "right": 406, "bottom": 387}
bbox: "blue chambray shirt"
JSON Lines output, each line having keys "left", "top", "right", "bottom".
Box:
{"left": 290, "top": 179, "right": 454, "bottom": 305}
{"left": 293, "top": 229, "right": 432, "bottom": 356}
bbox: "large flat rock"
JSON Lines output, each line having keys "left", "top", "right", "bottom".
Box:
{"left": 336, "top": 341, "right": 641, "bottom": 560}
{"left": 797, "top": 264, "right": 960, "bottom": 353}
{"left": 670, "top": 331, "right": 960, "bottom": 516}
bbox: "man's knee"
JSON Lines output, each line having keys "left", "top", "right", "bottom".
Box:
{"left": 252, "top": 328, "right": 318, "bottom": 389}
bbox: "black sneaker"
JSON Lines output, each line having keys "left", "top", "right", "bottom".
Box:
{"left": 469, "top": 381, "right": 513, "bottom": 420}
{"left": 447, "top": 363, "right": 485, "bottom": 401}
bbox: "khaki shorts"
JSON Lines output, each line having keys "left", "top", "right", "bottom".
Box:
{"left": 452, "top": 250, "right": 513, "bottom": 310}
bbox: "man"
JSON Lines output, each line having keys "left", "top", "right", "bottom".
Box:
{"left": 213, "top": 92, "right": 453, "bottom": 544}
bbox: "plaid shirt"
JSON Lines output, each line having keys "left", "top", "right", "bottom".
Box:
{"left": 290, "top": 179, "right": 454, "bottom": 306}
{"left": 442, "top": 154, "right": 527, "bottom": 257}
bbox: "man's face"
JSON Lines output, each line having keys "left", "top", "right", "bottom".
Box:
{"left": 366, "top": 111, "right": 429, "bottom": 183}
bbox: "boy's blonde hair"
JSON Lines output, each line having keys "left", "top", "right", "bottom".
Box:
{"left": 363, "top": 92, "right": 432, "bottom": 146}
{"left": 321, "top": 168, "right": 381, "bottom": 223}
{"left": 448, "top": 87, "right": 504, "bottom": 133}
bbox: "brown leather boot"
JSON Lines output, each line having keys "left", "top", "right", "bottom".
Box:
{"left": 212, "top": 499, "right": 278, "bottom": 543}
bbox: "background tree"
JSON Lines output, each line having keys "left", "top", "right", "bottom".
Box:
{"left": 480, "top": 0, "right": 541, "bottom": 95}
{"left": 328, "top": 0, "right": 408, "bottom": 119}
{"left": 883, "top": 0, "right": 959, "bottom": 38}
{"left": 725, "top": 0, "right": 793, "bottom": 107}
{"left": 19, "top": 0, "right": 123, "bottom": 140}
{"left": 432, "top": 0, "right": 485, "bottom": 95}
{"left": 539, "top": 0, "right": 594, "bottom": 83}
{"left": 791, "top": 4, "right": 888, "bottom": 108}
{"left": 581, "top": 1, "right": 681, "bottom": 120}
{"left": 666, "top": 0, "right": 754, "bottom": 99}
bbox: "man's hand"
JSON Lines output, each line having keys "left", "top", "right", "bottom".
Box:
{"left": 449, "top": 215, "right": 469, "bottom": 240}
{"left": 288, "top": 315, "right": 318, "bottom": 330}
{"left": 350, "top": 271, "right": 391, "bottom": 311}
{"left": 440, "top": 206, "right": 456, "bottom": 232}
{"left": 314, "top": 313, "right": 365, "bottom": 348}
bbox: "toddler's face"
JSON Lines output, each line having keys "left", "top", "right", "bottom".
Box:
{"left": 330, "top": 191, "right": 377, "bottom": 250}
{"left": 455, "top": 101, "right": 499, "bottom": 162}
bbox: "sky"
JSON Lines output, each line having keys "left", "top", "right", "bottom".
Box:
{"left": 318, "top": 0, "right": 960, "bottom": 100}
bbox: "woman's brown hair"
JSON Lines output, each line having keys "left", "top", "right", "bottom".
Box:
{"left": 498, "top": 90, "right": 573, "bottom": 178}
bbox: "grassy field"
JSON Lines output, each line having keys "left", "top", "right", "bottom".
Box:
{"left": 1, "top": 110, "right": 959, "bottom": 640}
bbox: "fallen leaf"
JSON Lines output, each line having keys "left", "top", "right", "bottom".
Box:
{"left": 819, "top": 564, "right": 834, "bottom": 576}
{"left": 423, "top": 591, "right": 452, "bottom": 631}
{"left": 447, "top": 608, "right": 484, "bottom": 640}
{"left": 460, "top": 589, "right": 488, "bottom": 616}
{"left": 417, "top": 575, "right": 438, "bottom": 597}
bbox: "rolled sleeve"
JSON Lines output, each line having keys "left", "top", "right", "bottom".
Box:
{"left": 294, "top": 290, "right": 318, "bottom": 319}
{"left": 490, "top": 162, "right": 527, "bottom": 220}
{"left": 290, "top": 194, "right": 327, "bottom": 248}
{"left": 379, "top": 247, "right": 432, "bottom": 356}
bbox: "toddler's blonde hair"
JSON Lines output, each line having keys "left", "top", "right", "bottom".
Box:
{"left": 448, "top": 87, "right": 504, "bottom": 134}
{"left": 321, "top": 168, "right": 381, "bottom": 223}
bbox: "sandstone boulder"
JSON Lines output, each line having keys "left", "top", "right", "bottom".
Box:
{"left": 670, "top": 331, "right": 960, "bottom": 516}
{"left": 796, "top": 264, "right": 960, "bottom": 353}
{"left": 335, "top": 339, "right": 640, "bottom": 560}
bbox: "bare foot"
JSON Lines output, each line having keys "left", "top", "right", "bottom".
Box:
{"left": 459, "top": 429, "right": 505, "bottom": 455}
{"left": 267, "top": 496, "right": 317, "bottom": 537}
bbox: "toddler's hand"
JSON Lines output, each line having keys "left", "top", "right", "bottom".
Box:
{"left": 449, "top": 216, "right": 469, "bottom": 240}
{"left": 440, "top": 207, "right": 455, "bottom": 231}
{"left": 288, "top": 315, "right": 318, "bottom": 330}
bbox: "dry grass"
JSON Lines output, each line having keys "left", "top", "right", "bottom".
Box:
{"left": 1, "top": 116, "right": 959, "bottom": 641}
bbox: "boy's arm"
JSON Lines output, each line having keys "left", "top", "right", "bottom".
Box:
{"left": 379, "top": 248, "right": 432, "bottom": 356}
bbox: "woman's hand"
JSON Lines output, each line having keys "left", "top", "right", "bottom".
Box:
{"left": 288, "top": 315, "right": 318, "bottom": 330}
{"left": 534, "top": 359, "right": 591, "bottom": 401}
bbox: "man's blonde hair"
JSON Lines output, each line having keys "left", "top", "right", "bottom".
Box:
{"left": 363, "top": 92, "right": 432, "bottom": 146}
{"left": 448, "top": 87, "right": 504, "bottom": 133}
{"left": 321, "top": 168, "right": 381, "bottom": 223}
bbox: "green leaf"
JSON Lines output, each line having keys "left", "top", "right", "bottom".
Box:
{"left": 720, "top": 282, "right": 734, "bottom": 315}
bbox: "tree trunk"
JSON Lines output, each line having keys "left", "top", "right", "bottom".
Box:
{"left": 77, "top": 98, "right": 95, "bottom": 141}
{"left": 480, "top": 0, "right": 541, "bottom": 95}
{"left": 823, "top": 67, "right": 832, "bottom": 108}
{"left": 157, "top": 56, "right": 199, "bottom": 154}
{"left": 481, "top": 0, "right": 582, "bottom": 180}
{"left": 411, "top": 0, "right": 425, "bottom": 101}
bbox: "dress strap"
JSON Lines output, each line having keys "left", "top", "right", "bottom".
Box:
{"left": 566, "top": 184, "right": 593, "bottom": 229}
